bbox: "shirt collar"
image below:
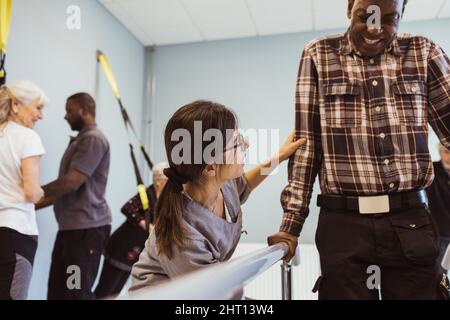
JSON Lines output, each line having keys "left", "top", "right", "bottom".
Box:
{"left": 78, "top": 124, "right": 97, "bottom": 135}
{"left": 69, "top": 124, "right": 97, "bottom": 142}
{"left": 340, "top": 31, "right": 403, "bottom": 57}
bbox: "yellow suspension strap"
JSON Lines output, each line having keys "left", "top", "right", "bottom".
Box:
{"left": 96, "top": 50, "right": 153, "bottom": 221}
{"left": 0, "top": 0, "right": 12, "bottom": 85}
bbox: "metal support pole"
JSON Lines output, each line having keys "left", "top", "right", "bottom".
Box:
{"left": 281, "top": 261, "right": 292, "bottom": 300}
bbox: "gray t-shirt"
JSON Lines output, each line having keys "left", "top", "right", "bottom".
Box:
{"left": 130, "top": 176, "right": 251, "bottom": 296}
{"left": 54, "top": 125, "right": 112, "bottom": 230}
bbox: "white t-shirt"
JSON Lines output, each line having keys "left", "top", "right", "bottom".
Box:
{"left": 0, "top": 121, "right": 45, "bottom": 235}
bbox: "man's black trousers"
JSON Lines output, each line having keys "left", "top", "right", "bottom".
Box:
{"left": 47, "top": 225, "right": 111, "bottom": 300}
{"left": 314, "top": 204, "right": 445, "bottom": 299}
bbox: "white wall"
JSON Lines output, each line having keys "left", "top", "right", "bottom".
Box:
{"left": 148, "top": 19, "right": 450, "bottom": 246}
{"left": 7, "top": 0, "right": 146, "bottom": 299}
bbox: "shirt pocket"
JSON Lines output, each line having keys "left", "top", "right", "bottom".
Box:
{"left": 389, "top": 212, "right": 439, "bottom": 265}
{"left": 324, "top": 82, "right": 362, "bottom": 128}
{"left": 391, "top": 80, "right": 428, "bottom": 127}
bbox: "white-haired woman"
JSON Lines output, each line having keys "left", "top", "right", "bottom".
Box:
{"left": 0, "top": 81, "right": 48, "bottom": 300}
{"left": 94, "top": 162, "right": 169, "bottom": 299}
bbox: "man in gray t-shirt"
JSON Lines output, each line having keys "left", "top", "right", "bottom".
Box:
{"left": 38, "top": 93, "right": 111, "bottom": 300}
{"left": 53, "top": 123, "right": 111, "bottom": 230}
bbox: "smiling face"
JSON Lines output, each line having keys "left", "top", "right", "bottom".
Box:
{"left": 347, "top": 0, "right": 405, "bottom": 57}
{"left": 13, "top": 99, "right": 44, "bottom": 129}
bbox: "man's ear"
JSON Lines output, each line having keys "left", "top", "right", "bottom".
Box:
{"left": 347, "top": 0, "right": 355, "bottom": 19}
{"left": 79, "top": 107, "right": 87, "bottom": 117}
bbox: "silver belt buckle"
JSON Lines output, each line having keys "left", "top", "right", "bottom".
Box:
{"left": 358, "top": 195, "right": 390, "bottom": 214}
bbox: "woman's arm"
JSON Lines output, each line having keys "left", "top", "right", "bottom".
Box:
{"left": 129, "top": 236, "right": 214, "bottom": 293}
{"left": 244, "top": 131, "right": 306, "bottom": 190}
{"left": 121, "top": 187, "right": 157, "bottom": 228}
{"left": 21, "top": 156, "right": 44, "bottom": 204}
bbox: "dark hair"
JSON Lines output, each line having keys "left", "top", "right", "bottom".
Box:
{"left": 154, "top": 100, "right": 237, "bottom": 258}
{"left": 348, "top": 0, "right": 408, "bottom": 15}
{"left": 67, "top": 92, "right": 96, "bottom": 117}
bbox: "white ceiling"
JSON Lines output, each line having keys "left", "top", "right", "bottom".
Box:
{"left": 99, "top": 0, "right": 450, "bottom": 46}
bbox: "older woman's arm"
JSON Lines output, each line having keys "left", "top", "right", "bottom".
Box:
{"left": 21, "top": 156, "right": 44, "bottom": 204}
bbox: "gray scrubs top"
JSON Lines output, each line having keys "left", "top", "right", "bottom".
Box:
{"left": 130, "top": 176, "right": 251, "bottom": 294}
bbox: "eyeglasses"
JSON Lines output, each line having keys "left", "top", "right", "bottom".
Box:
{"left": 224, "top": 132, "right": 248, "bottom": 153}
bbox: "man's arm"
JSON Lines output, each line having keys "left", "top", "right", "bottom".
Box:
{"left": 36, "top": 169, "right": 87, "bottom": 209}
{"left": 121, "top": 188, "right": 152, "bottom": 226}
{"left": 427, "top": 42, "right": 450, "bottom": 148}
{"left": 268, "top": 47, "right": 323, "bottom": 260}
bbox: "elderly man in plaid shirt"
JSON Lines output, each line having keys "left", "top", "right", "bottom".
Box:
{"left": 269, "top": 0, "right": 450, "bottom": 299}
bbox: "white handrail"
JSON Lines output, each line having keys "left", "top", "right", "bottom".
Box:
{"left": 121, "top": 243, "right": 289, "bottom": 300}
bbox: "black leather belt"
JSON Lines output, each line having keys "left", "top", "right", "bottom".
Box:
{"left": 317, "top": 189, "right": 428, "bottom": 214}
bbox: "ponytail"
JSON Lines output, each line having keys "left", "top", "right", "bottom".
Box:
{"left": 154, "top": 181, "right": 188, "bottom": 259}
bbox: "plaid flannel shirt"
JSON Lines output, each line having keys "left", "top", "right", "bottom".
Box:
{"left": 280, "top": 31, "right": 450, "bottom": 237}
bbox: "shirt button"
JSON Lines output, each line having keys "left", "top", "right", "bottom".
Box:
{"left": 375, "top": 106, "right": 381, "bottom": 112}
{"left": 369, "top": 58, "right": 375, "bottom": 64}
{"left": 389, "top": 183, "right": 395, "bottom": 189}
{"left": 384, "top": 159, "right": 390, "bottom": 165}
{"left": 372, "top": 80, "right": 378, "bottom": 87}
{"left": 380, "top": 133, "right": 386, "bottom": 139}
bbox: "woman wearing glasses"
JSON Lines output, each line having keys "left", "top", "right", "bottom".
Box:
{"left": 130, "top": 100, "right": 304, "bottom": 298}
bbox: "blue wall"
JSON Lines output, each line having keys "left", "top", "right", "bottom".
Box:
{"left": 148, "top": 18, "right": 450, "bottom": 246}
{"left": 7, "top": 0, "right": 146, "bottom": 299}
{"left": 6, "top": 0, "right": 450, "bottom": 299}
